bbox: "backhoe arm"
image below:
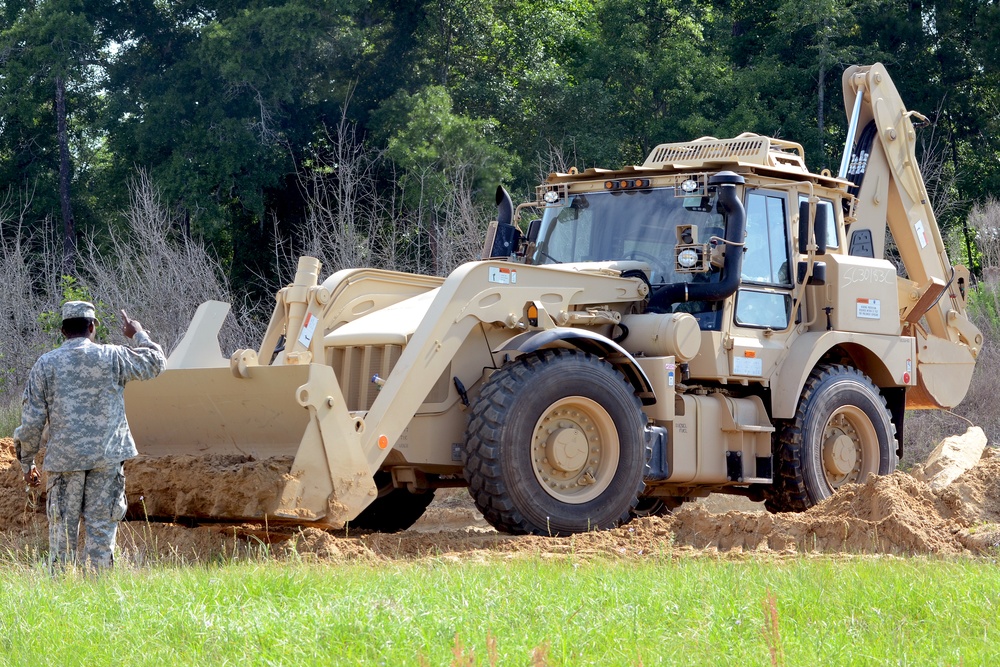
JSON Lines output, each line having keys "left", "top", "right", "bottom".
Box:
{"left": 842, "top": 63, "right": 982, "bottom": 408}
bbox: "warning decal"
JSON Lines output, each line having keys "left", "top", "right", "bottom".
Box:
{"left": 856, "top": 298, "right": 881, "bottom": 320}
{"left": 488, "top": 266, "right": 517, "bottom": 284}
{"left": 297, "top": 312, "right": 319, "bottom": 348}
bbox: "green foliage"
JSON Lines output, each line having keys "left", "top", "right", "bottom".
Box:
{"left": 0, "top": 0, "right": 999, "bottom": 287}
{"left": 969, "top": 284, "right": 1000, "bottom": 323}
{"left": 0, "top": 0, "right": 108, "bottom": 237}
{"left": 37, "top": 276, "right": 113, "bottom": 346}
{"left": 380, "top": 85, "right": 515, "bottom": 205}
{"left": 0, "top": 395, "right": 21, "bottom": 438}
{"left": 966, "top": 284, "right": 1000, "bottom": 350}
{"left": 374, "top": 85, "right": 515, "bottom": 272}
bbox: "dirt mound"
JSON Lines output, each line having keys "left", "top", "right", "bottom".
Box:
{"left": 666, "top": 472, "right": 964, "bottom": 555}
{"left": 0, "top": 441, "right": 44, "bottom": 531}
{"left": 2, "top": 437, "right": 999, "bottom": 564}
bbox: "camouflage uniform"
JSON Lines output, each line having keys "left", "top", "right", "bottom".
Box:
{"left": 14, "top": 301, "right": 166, "bottom": 571}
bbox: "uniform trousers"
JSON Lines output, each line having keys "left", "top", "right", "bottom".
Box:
{"left": 45, "top": 460, "right": 128, "bottom": 571}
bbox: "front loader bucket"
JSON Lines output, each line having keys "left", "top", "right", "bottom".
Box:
{"left": 124, "top": 363, "right": 376, "bottom": 527}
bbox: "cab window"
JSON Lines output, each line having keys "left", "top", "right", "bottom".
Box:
{"left": 735, "top": 289, "right": 792, "bottom": 329}
{"left": 737, "top": 191, "right": 792, "bottom": 329}
{"left": 742, "top": 192, "right": 791, "bottom": 286}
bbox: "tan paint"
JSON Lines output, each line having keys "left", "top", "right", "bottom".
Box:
{"left": 771, "top": 331, "right": 916, "bottom": 419}
{"left": 668, "top": 393, "right": 773, "bottom": 484}
{"left": 619, "top": 313, "right": 701, "bottom": 361}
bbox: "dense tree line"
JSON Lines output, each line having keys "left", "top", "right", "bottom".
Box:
{"left": 2, "top": 0, "right": 999, "bottom": 297}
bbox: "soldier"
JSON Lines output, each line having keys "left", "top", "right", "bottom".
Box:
{"left": 14, "top": 301, "right": 166, "bottom": 571}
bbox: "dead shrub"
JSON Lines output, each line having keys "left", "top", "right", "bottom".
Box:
{"left": 78, "top": 170, "right": 264, "bottom": 356}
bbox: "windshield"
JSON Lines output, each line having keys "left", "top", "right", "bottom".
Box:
{"left": 528, "top": 188, "right": 725, "bottom": 287}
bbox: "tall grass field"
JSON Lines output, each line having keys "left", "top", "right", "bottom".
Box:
{"left": 0, "top": 556, "right": 996, "bottom": 666}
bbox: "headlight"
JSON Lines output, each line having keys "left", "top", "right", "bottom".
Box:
{"left": 677, "top": 248, "right": 700, "bottom": 268}
{"left": 680, "top": 179, "right": 700, "bottom": 193}
{"left": 543, "top": 190, "right": 560, "bottom": 204}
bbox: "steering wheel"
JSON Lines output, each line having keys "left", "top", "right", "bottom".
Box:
{"left": 624, "top": 250, "right": 670, "bottom": 279}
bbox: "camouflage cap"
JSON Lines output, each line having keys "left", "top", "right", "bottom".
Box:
{"left": 62, "top": 300, "right": 97, "bottom": 321}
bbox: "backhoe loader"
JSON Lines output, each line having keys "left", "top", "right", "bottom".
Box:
{"left": 124, "top": 63, "right": 981, "bottom": 535}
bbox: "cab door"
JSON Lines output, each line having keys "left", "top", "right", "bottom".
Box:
{"left": 727, "top": 189, "right": 795, "bottom": 383}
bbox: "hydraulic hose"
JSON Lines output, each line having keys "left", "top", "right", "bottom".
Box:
{"left": 846, "top": 121, "right": 877, "bottom": 198}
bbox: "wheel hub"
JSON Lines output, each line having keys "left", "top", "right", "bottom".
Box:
{"left": 823, "top": 433, "right": 858, "bottom": 477}
{"left": 545, "top": 427, "right": 588, "bottom": 472}
{"left": 531, "top": 398, "right": 619, "bottom": 504}
{"left": 819, "top": 408, "right": 878, "bottom": 488}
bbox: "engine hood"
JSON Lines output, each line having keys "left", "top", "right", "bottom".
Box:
{"left": 323, "top": 287, "right": 439, "bottom": 347}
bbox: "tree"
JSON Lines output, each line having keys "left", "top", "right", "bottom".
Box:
{"left": 101, "top": 0, "right": 361, "bottom": 292}
{"left": 377, "top": 85, "right": 514, "bottom": 274}
{"left": 0, "top": 0, "right": 106, "bottom": 272}
{"left": 560, "top": 0, "right": 734, "bottom": 164}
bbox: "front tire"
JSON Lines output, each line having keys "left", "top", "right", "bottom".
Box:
{"left": 765, "top": 364, "right": 896, "bottom": 513}
{"left": 464, "top": 349, "right": 648, "bottom": 535}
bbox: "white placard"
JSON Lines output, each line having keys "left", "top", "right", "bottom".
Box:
{"left": 856, "top": 298, "right": 881, "bottom": 319}
{"left": 733, "top": 356, "right": 763, "bottom": 376}
{"left": 915, "top": 220, "right": 928, "bottom": 249}
{"left": 488, "top": 266, "right": 517, "bottom": 284}
{"left": 297, "top": 312, "right": 319, "bottom": 348}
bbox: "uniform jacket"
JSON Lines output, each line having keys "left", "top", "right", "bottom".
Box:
{"left": 14, "top": 330, "right": 166, "bottom": 473}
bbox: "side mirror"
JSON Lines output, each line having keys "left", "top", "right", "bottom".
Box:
{"left": 482, "top": 185, "right": 521, "bottom": 259}
{"left": 814, "top": 204, "right": 828, "bottom": 255}
{"left": 526, "top": 218, "right": 542, "bottom": 243}
{"left": 488, "top": 224, "right": 521, "bottom": 259}
{"left": 798, "top": 199, "right": 829, "bottom": 255}
{"left": 797, "top": 200, "right": 810, "bottom": 255}
{"left": 797, "top": 260, "right": 827, "bottom": 285}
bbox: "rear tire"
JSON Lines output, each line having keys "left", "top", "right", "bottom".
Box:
{"left": 464, "top": 349, "right": 648, "bottom": 535}
{"left": 631, "top": 495, "right": 685, "bottom": 518}
{"left": 765, "top": 364, "right": 896, "bottom": 513}
{"left": 349, "top": 472, "right": 436, "bottom": 532}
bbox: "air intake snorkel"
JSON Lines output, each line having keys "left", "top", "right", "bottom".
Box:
{"left": 655, "top": 171, "right": 746, "bottom": 305}
{"left": 482, "top": 185, "right": 521, "bottom": 259}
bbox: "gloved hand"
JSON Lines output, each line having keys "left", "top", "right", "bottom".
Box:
{"left": 24, "top": 466, "right": 40, "bottom": 488}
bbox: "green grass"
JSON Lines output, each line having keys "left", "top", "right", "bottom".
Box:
{"left": 0, "top": 556, "right": 997, "bottom": 666}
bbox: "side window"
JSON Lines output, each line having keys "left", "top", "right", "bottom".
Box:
{"left": 742, "top": 192, "right": 790, "bottom": 285}
{"left": 797, "top": 196, "right": 840, "bottom": 250}
{"left": 738, "top": 191, "right": 792, "bottom": 329}
{"left": 735, "top": 289, "right": 791, "bottom": 329}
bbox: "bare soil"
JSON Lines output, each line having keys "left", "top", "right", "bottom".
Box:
{"left": 3, "top": 438, "right": 998, "bottom": 564}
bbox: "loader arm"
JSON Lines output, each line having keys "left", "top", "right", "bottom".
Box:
{"left": 842, "top": 63, "right": 982, "bottom": 408}
{"left": 257, "top": 264, "right": 445, "bottom": 367}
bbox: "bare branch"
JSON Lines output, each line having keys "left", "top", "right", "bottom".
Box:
{"left": 79, "top": 169, "right": 264, "bottom": 356}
